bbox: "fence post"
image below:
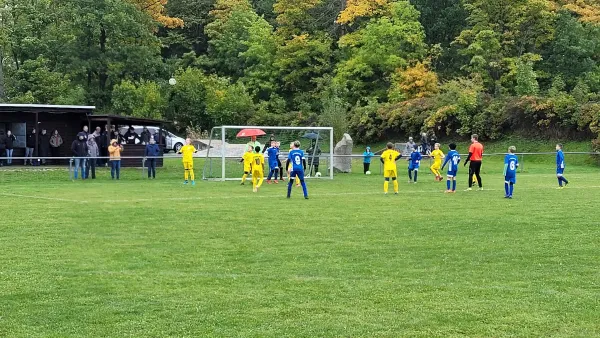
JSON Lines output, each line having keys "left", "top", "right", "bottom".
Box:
{"left": 69, "top": 158, "right": 73, "bottom": 180}
{"left": 142, "top": 157, "right": 146, "bottom": 178}
{"left": 521, "top": 153, "right": 524, "bottom": 173}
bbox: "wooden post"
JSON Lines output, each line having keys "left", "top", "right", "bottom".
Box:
{"left": 34, "top": 112, "right": 39, "bottom": 158}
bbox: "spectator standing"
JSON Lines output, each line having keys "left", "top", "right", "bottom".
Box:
{"left": 420, "top": 132, "right": 429, "bottom": 155}
{"left": 363, "top": 146, "right": 374, "bottom": 174}
{"left": 140, "top": 127, "right": 151, "bottom": 144}
{"left": 39, "top": 128, "right": 50, "bottom": 165}
{"left": 405, "top": 137, "right": 416, "bottom": 155}
{"left": 429, "top": 133, "right": 437, "bottom": 155}
{"left": 71, "top": 133, "right": 88, "bottom": 180}
{"left": 49, "top": 130, "right": 63, "bottom": 164}
{"left": 108, "top": 139, "right": 123, "bottom": 180}
{"left": 25, "top": 128, "right": 36, "bottom": 165}
{"left": 145, "top": 137, "right": 160, "bottom": 179}
{"left": 5, "top": 130, "right": 16, "bottom": 165}
{"left": 464, "top": 134, "right": 484, "bottom": 191}
{"left": 306, "top": 141, "right": 322, "bottom": 176}
{"left": 86, "top": 135, "right": 98, "bottom": 179}
{"left": 0, "top": 131, "right": 5, "bottom": 167}
{"left": 124, "top": 126, "right": 140, "bottom": 145}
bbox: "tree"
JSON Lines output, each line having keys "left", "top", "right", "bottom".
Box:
{"left": 336, "top": 0, "right": 392, "bottom": 25}
{"left": 273, "top": 0, "right": 322, "bottom": 36}
{"left": 335, "top": 1, "right": 427, "bottom": 103}
{"left": 161, "top": 0, "right": 215, "bottom": 56}
{"left": 388, "top": 62, "right": 438, "bottom": 102}
{"left": 5, "top": 57, "right": 84, "bottom": 104}
{"left": 128, "top": 0, "right": 183, "bottom": 27}
{"left": 111, "top": 80, "right": 167, "bottom": 119}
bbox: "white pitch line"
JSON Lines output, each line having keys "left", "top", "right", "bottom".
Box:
{"left": 0, "top": 192, "right": 88, "bottom": 204}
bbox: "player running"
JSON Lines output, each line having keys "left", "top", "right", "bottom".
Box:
{"left": 380, "top": 142, "right": 402, "bottom": 195}
{"left": 556, "top": 143, "right": 569, "bottom": 189}
{"left": 503, "top": 146, "right": 519, "bottom": 199}
{"left": 441, "top": 143, "right": 460, "bottom": 193}
{"left": 251, "top": 146, "right": 265, "bottom": 192}
{"left": 177, "top": 138, "right": 198, "bottom": 186}
{"left": 286, "top": 141, "right": 308, "bottom": 199}
{"left": 429, "top": 143, "right": 444, "bottom": 181}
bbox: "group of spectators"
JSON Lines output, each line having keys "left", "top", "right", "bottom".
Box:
{"left": 405, "top": 132, "right": 438, "bottom": 156}
{"left": 0, "top": 128, "right": 64, "bottom": 166}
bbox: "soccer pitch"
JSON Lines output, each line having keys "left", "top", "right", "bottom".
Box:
{"left": 1, "top": 160, "right": 599, "bottom": 337}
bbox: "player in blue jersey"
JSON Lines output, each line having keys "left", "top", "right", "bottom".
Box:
{"left": 266, "top": 141, "right": 280, "bottom": 184}
{"left": 556, "top": 143, "right": 569, "bottom": 189}
{"left": 408, "top": 145, "right": 422, "bottom": 184}
{"left": 441, "top": 143, "right": 461, "bottom": 193}
{"left": 286, "top": 140, "right": 308, "bottom": 199}
{"left": 503, "top": 146, "right": 519, "bottom": 199}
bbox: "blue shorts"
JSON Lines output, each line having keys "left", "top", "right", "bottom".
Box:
{"left": 409, "top": 165, "right": 419, "bottom": 171}
{"left": 505, "top": 175, "right": 516, "bottom": 184}
{"left": 290, "top": 170, "right": 305, "bottom": 180}
{"left": 447, "top": 170, "right": 457, "bottom": 178}
{"left": 556, "top": 168, "right": 565, "bottom": 175}
{"left": 269, "top": 162, "right": 279, "bottom": 170}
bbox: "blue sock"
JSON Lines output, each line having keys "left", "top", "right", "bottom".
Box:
{"left": 509, "top": 183, "right": 514, "bottom": 196}
{"left": 446, "top": 180, "right": 451, "bottom": 190}
{"left": 414, "top": 171, "right": 418, "bottom": 182}
{"left": 301, "top": 181, "right": 308, "bottom": 197}
{"left": 505, "top": 182, "right": 509, "bottom": 196}
{"left": 452, "top": 180, "right": 456, "bottom": 191}
{"left": 408, "top": 169, "right": 412, "bottom": 180}
{"left": 558, "top": 178, "right": 563, "bottom": 187}
{"left": 287, "top": 181, "right": 293, "bottom": 197}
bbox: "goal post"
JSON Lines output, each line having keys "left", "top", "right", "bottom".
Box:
{"left": 201, "top": 126, "right": 334, "bottom": 181}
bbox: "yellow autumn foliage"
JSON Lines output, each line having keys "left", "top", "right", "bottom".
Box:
{"left": 129, "top": 0, "right": 183, "bottom": 28}
{"left": 336, "top": 0, "right": 391, "bottom": 24}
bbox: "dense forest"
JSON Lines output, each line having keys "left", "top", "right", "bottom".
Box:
{"left": 2, "top": 0, "right": 600, "bottom": 147}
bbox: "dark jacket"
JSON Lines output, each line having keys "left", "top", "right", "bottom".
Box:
{"left": 140, "top": 130, "right": 151, "bottom": 144}
{"left": 71, "top": 139, "right": 88, "bottom": 157}
{"left": 39, "top": 133, "right": 51, "bottom": 156}
{"left": 95, "top": 131, "right": 108, "bottom": 148}
{"left": 0, "top": 135, "right": 5, "bottom": 150}
{"left": 306, "top": 146, "right": 322, "bottom": 165}
{"left": 26, "top": 133, "right": 36, "bottom": 148}
{"left": 5, "top": 134, "right": 16, "bottom": 149}
{"left": 124, "top": 130, "right": 140, "bottom": 145}
{"left": 145, "top": 143, "right": 161, "bottom": 157}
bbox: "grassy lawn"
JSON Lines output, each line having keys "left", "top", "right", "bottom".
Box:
{"left": 0, "top": 158, "right": 599, "bottom": 337}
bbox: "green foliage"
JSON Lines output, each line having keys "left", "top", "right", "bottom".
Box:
{"left": 320, "top": 94, "right": 349, "bottom": 141}
{"left": 5, "top": 57, "right": 85, "bottom": 104}
{"left": 111, "top": 80, "right": 166, "bottom": 119}
{"left": 167, "top": 68, "right": 255, "bottom": 131}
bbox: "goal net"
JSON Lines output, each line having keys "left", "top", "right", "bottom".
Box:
{"left": 200, "top": 126, "right": 334, "bottom": 181}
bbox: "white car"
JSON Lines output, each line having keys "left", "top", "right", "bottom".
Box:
{"left": 119, "top": 126, "right": 186, "bottom": 153}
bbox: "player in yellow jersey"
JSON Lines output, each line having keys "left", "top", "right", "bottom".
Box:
{"left": 251, "top": 146, "right": 265, "bottom": 192}
{"left": 240, "top": 145, "right": 254, "bottom": 185}
{"left": 287, "top": 142, "right": 301, "bottom": 187}
{"left": 177, "top": 138, "right": 198, "bottom": 186}
{"left": 429, "top": 143, "right": 445, "bottom": 181}
{"left": 380, "top": 142, "right": 402, "bottom": 195}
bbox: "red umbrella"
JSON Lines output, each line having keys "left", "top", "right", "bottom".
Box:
{"left": 236, "top": 129, "right": 266, "bottom": 138}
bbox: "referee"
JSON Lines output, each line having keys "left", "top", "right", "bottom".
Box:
{"left": 464, "top": 134, "right": 483, "bottom": 191}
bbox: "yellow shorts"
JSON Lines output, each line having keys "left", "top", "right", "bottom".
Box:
{"left": 253, "top": 170, "right": 263, "bottom": 177}
{"left": 384, "top": 170, "right": 397, "bottom": 178}
{"left": 431, "top": 162, "right": 441, "bottom": 170}
{"left": 184, "top": 162, "right": 194, "bottom": 170}
{"left": 244, "top": 165, "right": 251, "bottom": 173}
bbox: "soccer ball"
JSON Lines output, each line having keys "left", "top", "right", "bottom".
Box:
{"left": 366, "top": 171, "right": 371, "bottom": 175}
{"left": 315, "top": 172, "right": 322, "bottom": 178}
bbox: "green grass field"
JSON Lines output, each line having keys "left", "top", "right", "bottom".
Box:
{"left": 1, "top": 156, "right": 599, "bottom": 337}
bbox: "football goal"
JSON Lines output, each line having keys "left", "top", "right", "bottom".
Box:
{"left": 201, "top": 126, "right": 334, "bottom": 181}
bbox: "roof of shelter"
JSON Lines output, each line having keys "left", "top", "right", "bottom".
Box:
{"left": 89, "top": 114, "right": 167, "bottom": 126}
{"left": 0, "top": 104, "right": 96, "bottom": 114}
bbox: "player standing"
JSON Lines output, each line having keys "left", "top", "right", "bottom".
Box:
{"left": 429, "top": 143, "right": 445, "bottom": 181}
{"left": 408, "top": 145, "right": 422, "bottom": 184}
{"left": 556, "top": 144, "right": 569, "bottom": 189}
{"left": 380, "top": 142, "right": 401, "bottom": 195}
{"left": 240, "top": 145, "right": 254, "bottom": 185}
{"left": 286, "top": 141, "right": 308, "bottom": 199}
{"left": 503, "top": 146, "right": 519, "bottom": 199}
{"left": 441, "top": 143, "right": 460, "bottom": 193}
{"left": 266, "top": 142, "right": 280, "bottom": 184}
{"left": 177, "top": 138, "right": 198, "bottom": 186}
{"left": 464, "top": 134, "right": 484, "bottom": 191}
{"left": 251, "top": 146, "right": 265, "bottom": 192}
